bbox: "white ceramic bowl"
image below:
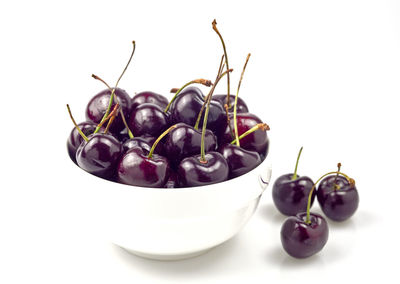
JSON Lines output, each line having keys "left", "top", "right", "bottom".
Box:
{"left": 71, "top": 158, "right": 272, "bottom": 260}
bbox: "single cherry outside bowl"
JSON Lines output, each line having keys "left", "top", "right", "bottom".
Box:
{"left": 68, "top": 155, "right": 271, "bottom": 261}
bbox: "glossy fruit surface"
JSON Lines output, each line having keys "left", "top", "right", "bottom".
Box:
{"left": 128, "top": 103, "right": 169, "bottom": 137}
{"left": 212, "top": 94, "right": 249, "bottom": 113}
{"left": 76, "top": 133, "right": 122, "bottom": 179}
{"left": 219, "top": 112, "right": 269, "bottom": 157}
{"left": 178, "top": 152, "right": 229, "bottom": 187}
{"left": 164, "top": 123, "right": 217, "bottom": 167}
{"left": 169, "top": 87, "right": 226, "bottom": 134}
{"left": 272, "top": 173, "right": 315, "bottom": 216}
{"left": 67, "top": 121, "right": 98, "bottom": 163}
{"left": 131, "top": 91, "right": 169, "bottom": 111}
{"left": 281, "top": 212, "right": 329, "bottom": 258}
{"left": 218, "top": 144, "right": 261, "bottom": 179}
{"left": 122, "top": 136, "right": 162, "bottom": 155}
{"left": 85, "top": 88, "right": 131, "bottom": 135}
{"left": 317, "top": 175, "right": 359, "bottom": 221}
{"left": 117, "top": 147, "right": 170, "bottom": 188}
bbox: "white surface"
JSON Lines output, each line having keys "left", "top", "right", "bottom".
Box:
{"left": 0, "top": 0, "right": 399, "bottom": 283}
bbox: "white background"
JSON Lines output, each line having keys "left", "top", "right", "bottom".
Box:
{"left": 1, "top": 0, "right": 399, "bottom": 283}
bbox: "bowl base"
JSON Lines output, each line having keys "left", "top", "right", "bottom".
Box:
{"left": 120, "top": 247, "right": 213, "bottom": 261}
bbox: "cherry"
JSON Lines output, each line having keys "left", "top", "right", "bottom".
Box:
{"left": 219, "top": 112, "right": 269, "bottom": 157}
{"left": 85, "top": 87, "right": 131, "bottom": 135}
{"left": 281, "top": 212, "right": 329, "bottom": 259}
{"left": 272, "top": 147, "right": 315, "bottom": 216}
{"left": 117, "top": 125, "right": 176, "bottom": 187}
{"left": 164, "top": 122, "right": 217, "bottom": 168}
{"left": 317, "top": 163, "right": 359, "bottom": 221}
{"left": 76, "top": 133, "right": 122, "bottom": 179}
{"left": 131, "top": 91, "right": 168, "bottom": 111}
{"left": 218, "top": 144, "right": 261, "bottom": 179}
{"left": 213, "top": 95, "right": 248, "bottom": 113}
{"left": 128, "top": 103, "right": 169, "bottom": 137}
{"left": 169, "top": 86, "right": 227, "bottom": 134}
{"left": 67, "top": 121, "right": 98, "bottom": 163}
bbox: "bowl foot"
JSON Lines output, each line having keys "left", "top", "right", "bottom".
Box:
{"left": 120, "top": 247, "right": 213, "bottom": 261}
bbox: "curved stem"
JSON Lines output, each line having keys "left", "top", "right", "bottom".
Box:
{"left": 66, "top": 104, "right": 88, "bottom": 142}
{"left": 306, "top": 171, "right": 355, "bottom": 224}
{"left": 147, "top": 125, "right": 177, "bottom": 159}
{"left": 212, "top": 19, "right": 231, "bottom": 108}
{"left": 291, "top": 146, "right": 303, "bottom": 180}
{"left": 234, "top": 53, "right": 251, "bottom": 146}
{"left": 164, "top": 79, "right": 212, "bottom": 112}
{"left": 92, "top": 74, "right": 134, "bottom": 138}
{"left": 230, "top": 123, "right": 269, "bottom": 144}
{"left": 333, "top": 163, "right": 342, "bottom": 189}
{"left": 93, "top": 41, "right": 136, "bottom": 134}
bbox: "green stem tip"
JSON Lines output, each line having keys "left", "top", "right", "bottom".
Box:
{"left": 147, "top": 125, "right": 178, "bottom": 159}
{"left": 66, "top": 104, "right": 88, "bottom": 142}
{"left": 291, "top": 146, "right": 303, "bottom": 180}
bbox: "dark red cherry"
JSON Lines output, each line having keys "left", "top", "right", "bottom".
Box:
{"left": 117, "top": 147, "right": 170, "bottom": 188}
{"left": 219, "top": 112, "right": 269, "bottom": 157}
{"left": 272, "top": 174, "right": 315, "bottom": 216}
{"left": 85, "top": 88, "right": 131, "bottom": 135}
{"left": 169, "top": 87, "right": 227, "bottom": 134}
{"left": 212, "top": 95, "right": 249, "bottom": 113}
{"left": 281, "top": 212, "right": 329, "bottom": 258}
{"left": 131, "top": 91, "right": 169, "bottom": 111}
{"left": 76, "top": 133, "right": 122, "bottom": 179}
{"left": 128, "top": 103, "right": 169, "bottom": 137}
{"left": 67, "top": 121, "right": 98, "bottom": 164}
{"left": 164, "top": 123, "right": 217, "bottom": 168}
{"left": 218, "top": 144, "right": 261, "bottom": 179}
{"left": 317, "top": 175, "right": 359, "bottom": 221}
{"left": 178, "top": 152, "right": 229, "bottom": 187}
{"left": 122, "top": 136, "right": 164, "bottom": 156}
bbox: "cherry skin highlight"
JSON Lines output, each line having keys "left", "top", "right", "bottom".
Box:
{"left": 219, "top": 112, "right": 269, "bottom": 158}
{"left": 169, "top": 87, "right": 227, "bottom": 134}
{"left": 117, "top": 147, "right": 170, "bottom": 188}
{"left": 164, "top": 123, "right": 217, "bottom": 168}
{"left": 76, "top": 133, "right": 122, "bottom": 179}
{"left": 85, "top": 88, "right": 131, "bottom": 135}
{"left": 178, "top": 152, "right": 229, "bottom": 187}
{"left": 67, "top": 121, "right": 98, "bottom": 164}
{"left": 218, "top": 144, "right": 261, "bottom": 179}
{"left": 213, "top": 94, "right": 249, "bottom": 113}
{"left": 128, "top": 103, "right": 169, "bottom": 137}
{"left": 281, "top": 212, "right": 329, "bottom": 258}
{"left": 317, "top": 175, "right": 359, "bottom": 221}
{"left": 131, "top": 91, "right": 169, "bottom": 111}
{"left": 272, "top": 174, "right": 315, "bottom": 216}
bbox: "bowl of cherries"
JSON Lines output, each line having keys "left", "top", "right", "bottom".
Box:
{"left": 66, "top": 22, "right": 272, "bottom": 260}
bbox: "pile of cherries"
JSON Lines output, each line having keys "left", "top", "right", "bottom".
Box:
{"left": 66, "top": 21, "right": 270, "bottom": 189}
{"left": 272, "top": 147, "right": 360, "bottom": 258}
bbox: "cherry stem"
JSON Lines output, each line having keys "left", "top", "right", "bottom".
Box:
{"left": 170, "top": 88, "right": 179, "bottom": 93}
{"left": 193, "top": 55, "right": 227, "bottom": 130}
{"left": 97, "top": 103, "right": 119, "bottom": 129}
{"left": 212, "top": 19, "right": 231, "bottom": 108}
{"left": 92, "top": 74, "right": 134, "bottom": 138}
{"left": 306, "top": 171, "right": 355, "bottom": 224}
{"left": 147, "top": 124, "right": 178, "bottom": 159}
{"left": 334, "top": 163, "right": 342, "bottom": 188}
{"left": 234, "top": 53, "right": 251, "bottom": 146}
{"left": 291, "top": 146, "right": 303, "bottom": 180}
{"left": 164, "top": 79, "right": 213, "bottom": 112}
{"left": 66, "top": 104, "right": 88, "bottom": 142}
{"left": 230, "top": 123, "right": 270, "bottom": 144}
{"left": 93, "top": 41, "right": 136, "bottom": 134}
{"left": 224, "top": 103, "right": 234, "bottom": 139}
